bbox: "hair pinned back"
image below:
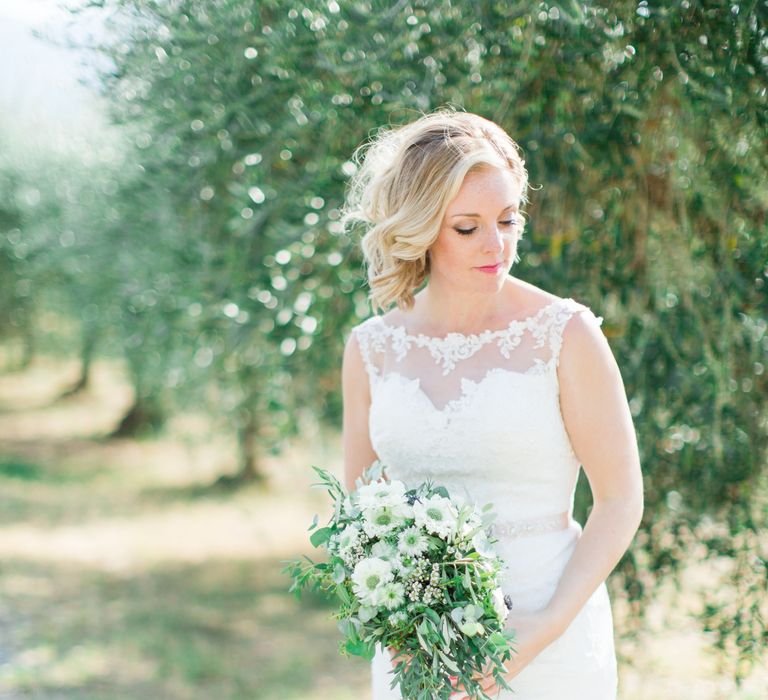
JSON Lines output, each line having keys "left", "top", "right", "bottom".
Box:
{"left": 339, "top": 106, "right": 529, "bottom": 312}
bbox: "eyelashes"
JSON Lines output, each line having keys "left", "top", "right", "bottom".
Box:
{"left": 455, "top": 219, "right": 524, "bottom": 236}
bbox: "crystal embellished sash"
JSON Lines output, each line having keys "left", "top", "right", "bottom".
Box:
{"left": 489, "top": 511, "right": 571, "bottom": 539}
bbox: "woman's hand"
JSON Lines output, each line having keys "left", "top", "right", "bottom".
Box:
{"left": 387, "top": 646, "right": 414, "bottom": 671}
{"left": 450, "top": 609, "right": 561, "bottom": 700}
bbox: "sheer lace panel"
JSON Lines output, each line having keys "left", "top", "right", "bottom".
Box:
{"left": 353, "top": 297, "right": 603, "bottom": 412}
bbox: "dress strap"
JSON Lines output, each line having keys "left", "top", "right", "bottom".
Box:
{"left": 549, "top": 298, "right": 605, "bottom": 370}
{"left": 351, "top": 316, "right": 386, "bottom": 388}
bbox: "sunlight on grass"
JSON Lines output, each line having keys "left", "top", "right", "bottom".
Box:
{"left": 0, "top": 353, "right": 765, "bottom": 699}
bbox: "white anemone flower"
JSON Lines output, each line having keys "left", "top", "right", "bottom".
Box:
{"left": 370, "top": 539, "right": 398, "bottom": 563}
{"left": 355, "top": 478, "right": 407, "bottom": 511}
{"left": 413, "top": 495, "right": 458, "bottom": 539}
{"left": 391, "top": 500, "right": 415, "bottom": 521}
{"left": 379, "top": 581, "right": 406, "bottom": 610}
{"left": 351, "top": 557, "right": 394, "bottom": 605}
{"left": 368, "top": 538, "right": 405, "bottom": 574}
{"left": 398, "top": 526, "right": 429, "bottom": 557}
{"left": 337, "top": 523, "right": 362, "bottom": 550}
{"left": 362, "top": 505, "right": 406, "bottom": 538}
{"left": 393, "top": 556, "right": 415, "bottom": 578}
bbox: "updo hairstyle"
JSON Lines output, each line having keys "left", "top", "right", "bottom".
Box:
{"left": 339, "top": 106, "right": 529, "bottom": 312}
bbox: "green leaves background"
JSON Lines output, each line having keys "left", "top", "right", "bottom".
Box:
{"left": 1, "top": 0, "right": 765, "bottom": 680}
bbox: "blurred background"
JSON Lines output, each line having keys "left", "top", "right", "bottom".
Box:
{"left": 0, "top": 0, "right": 766, "bottom": 698}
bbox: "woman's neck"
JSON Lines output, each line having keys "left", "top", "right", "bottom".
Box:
{"left": 409, "top": 277, "right": 517, "bottom": 335}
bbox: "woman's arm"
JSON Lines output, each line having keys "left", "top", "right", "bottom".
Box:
{"left": 456, "top": 309, "right": 644, "bottom": 698}
{"left": 342, "top": 333, "right": 407, "bottom": 670}
{"left": 542, "top": 309, "right": 644, "bottom": 638}
{"left": 341, "top": 330, "right": 379, "bottom": 492}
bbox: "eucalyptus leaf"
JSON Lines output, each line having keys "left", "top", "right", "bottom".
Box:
{"left": 309, "top": 526, "right": 332, "bottom": 548}
{"left": 336, "top": 585, "right": 351, "bottom": 605}
{"left": 437, "top": 649, "right": 460, "bottom": 673}
{"left": 358, "top": 606, "right": 377, "bottom": 623}
{"left": 332, "top": 563, "right": 346, "bottom": 584}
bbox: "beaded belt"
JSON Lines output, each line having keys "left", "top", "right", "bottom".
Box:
{"left": 489, "top": 511, "right": 571, "bottom": 539}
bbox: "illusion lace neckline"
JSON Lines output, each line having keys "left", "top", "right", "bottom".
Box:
{"left": 377, "top": 297, "right": 573, "bottom": 342}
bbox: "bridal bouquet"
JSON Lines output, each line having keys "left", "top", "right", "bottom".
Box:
{"left": 284, "top": 461, "right": 516, "bottom": 700}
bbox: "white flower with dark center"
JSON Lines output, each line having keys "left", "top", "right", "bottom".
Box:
{"left": 398, "top": 526, "right": 429, "bottom": 557}
{"left": 413, "top": 495, "right": 458, "bottom": 539}
{"left": 370, "top": 539, "right": 398, "bottom": 563}
{"left": 356, "top": 479, "right": 407, "bottom": 511}
{"left": 351, "top": 557, "right": 394, "bottom": 605}
{"left": 379, "top": 581, "right": 406, "bottom": 610}
{"left": 391, "top": 500, "right": 415, "bottom": 521}
{"left": 337, "top": 523, "right": 362, "bottom": 551}
{"left": 362, "top": 505, "right": 406, "bottom": 538}
{"left": 393, "top": 556, "right": 416, "bottom": 578}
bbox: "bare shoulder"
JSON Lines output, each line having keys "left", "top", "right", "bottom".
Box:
{"left": 504, "top": 278, "right": 562, "bottom": 317}
{"left": 342, "top": 324, "right": 366, "bottom": 372}
{"left": 558, "top": 303, "right": 620, "bottom": 383}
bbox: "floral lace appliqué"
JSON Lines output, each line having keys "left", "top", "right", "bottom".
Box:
{"left": 352, "top": 297, "right": 603, "bottom": 385}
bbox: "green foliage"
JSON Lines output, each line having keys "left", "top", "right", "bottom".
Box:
{"left": 1, "top": 0, "right": 765, "bottom": 677}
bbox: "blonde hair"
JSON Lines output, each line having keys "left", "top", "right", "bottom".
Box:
{"left": 340, "top": 106, "right": 529, "bottom": 312}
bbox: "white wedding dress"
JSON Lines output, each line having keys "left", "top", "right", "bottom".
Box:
{"left": 351, "top": 296, "right": 618, "bottom": 699}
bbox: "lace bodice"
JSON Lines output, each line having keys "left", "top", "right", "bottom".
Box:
{"left": 351, "top": 297, "right": 605, "bottom": 522}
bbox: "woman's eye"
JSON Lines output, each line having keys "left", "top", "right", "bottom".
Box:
{"left": 455, "top": 218, "right": 522, "bottom": 236}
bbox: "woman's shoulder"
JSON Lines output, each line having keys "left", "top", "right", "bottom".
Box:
{"left": 508, "top": 284, "right": 560, "bottom": 318}
{"left": 349, "top": 313, "right": 387, "bottom": 337}
{"left": 507, "top": 281, "right": 603, "bottom": 330}
{"left": 503, "top": 280, "right": 581, "bottom": 316}
{"left": 352, "top": 306, "right": 412, "bottom": 333}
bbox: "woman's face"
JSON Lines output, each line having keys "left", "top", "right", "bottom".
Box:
{"left": 429, "top": 165, "right": 524, "bottom": 293}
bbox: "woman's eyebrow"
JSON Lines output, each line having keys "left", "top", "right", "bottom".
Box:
{"left": 450, "top": 205, "right": 519, "bottom": 217}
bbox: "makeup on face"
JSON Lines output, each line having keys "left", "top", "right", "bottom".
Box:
{"left": 475, "top": 262, "right": 504, "bottom": 274}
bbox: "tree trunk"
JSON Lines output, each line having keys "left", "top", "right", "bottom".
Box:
{"left": 215, "top": 405, "right": 267, "bottom": 487}
{"left": 60, "top": 326, "right": 98, "bottom": 398}
{"left": 18, "top": 319, "right": 34, "bottom": 370}
{"left": 107, "top": 394, "right": 165, "bottom": 438}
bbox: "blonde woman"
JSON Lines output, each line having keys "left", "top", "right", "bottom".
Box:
{"left": 340, "top": 107, "right": 643, "bottom": 699}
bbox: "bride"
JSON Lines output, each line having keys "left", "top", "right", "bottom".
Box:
{"left": 339, "top": 107, "right": 643, "bottom": 698}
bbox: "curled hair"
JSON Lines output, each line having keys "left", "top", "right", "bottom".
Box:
{"left": 339, "top": 106, "right": 529, "bottom": 312}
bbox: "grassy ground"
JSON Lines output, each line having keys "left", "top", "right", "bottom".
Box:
{"left": 0, "top": 354, "right": 764, "bottom": 699}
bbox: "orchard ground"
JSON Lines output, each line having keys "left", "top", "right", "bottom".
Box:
{"left": 0, "top": 353, "right": 764, "bottom": 699}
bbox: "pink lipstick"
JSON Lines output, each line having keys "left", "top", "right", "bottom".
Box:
{"left": 476, "top": 262, "right": 503, "bottom": 274}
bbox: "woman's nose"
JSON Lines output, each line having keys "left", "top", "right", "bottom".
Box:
{"left": 484, "top": 225, "right": 505, "bottom": 255}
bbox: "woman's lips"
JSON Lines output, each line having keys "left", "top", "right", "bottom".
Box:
{"left": 476, "top": 262, "right": 503, "bottom": 273}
